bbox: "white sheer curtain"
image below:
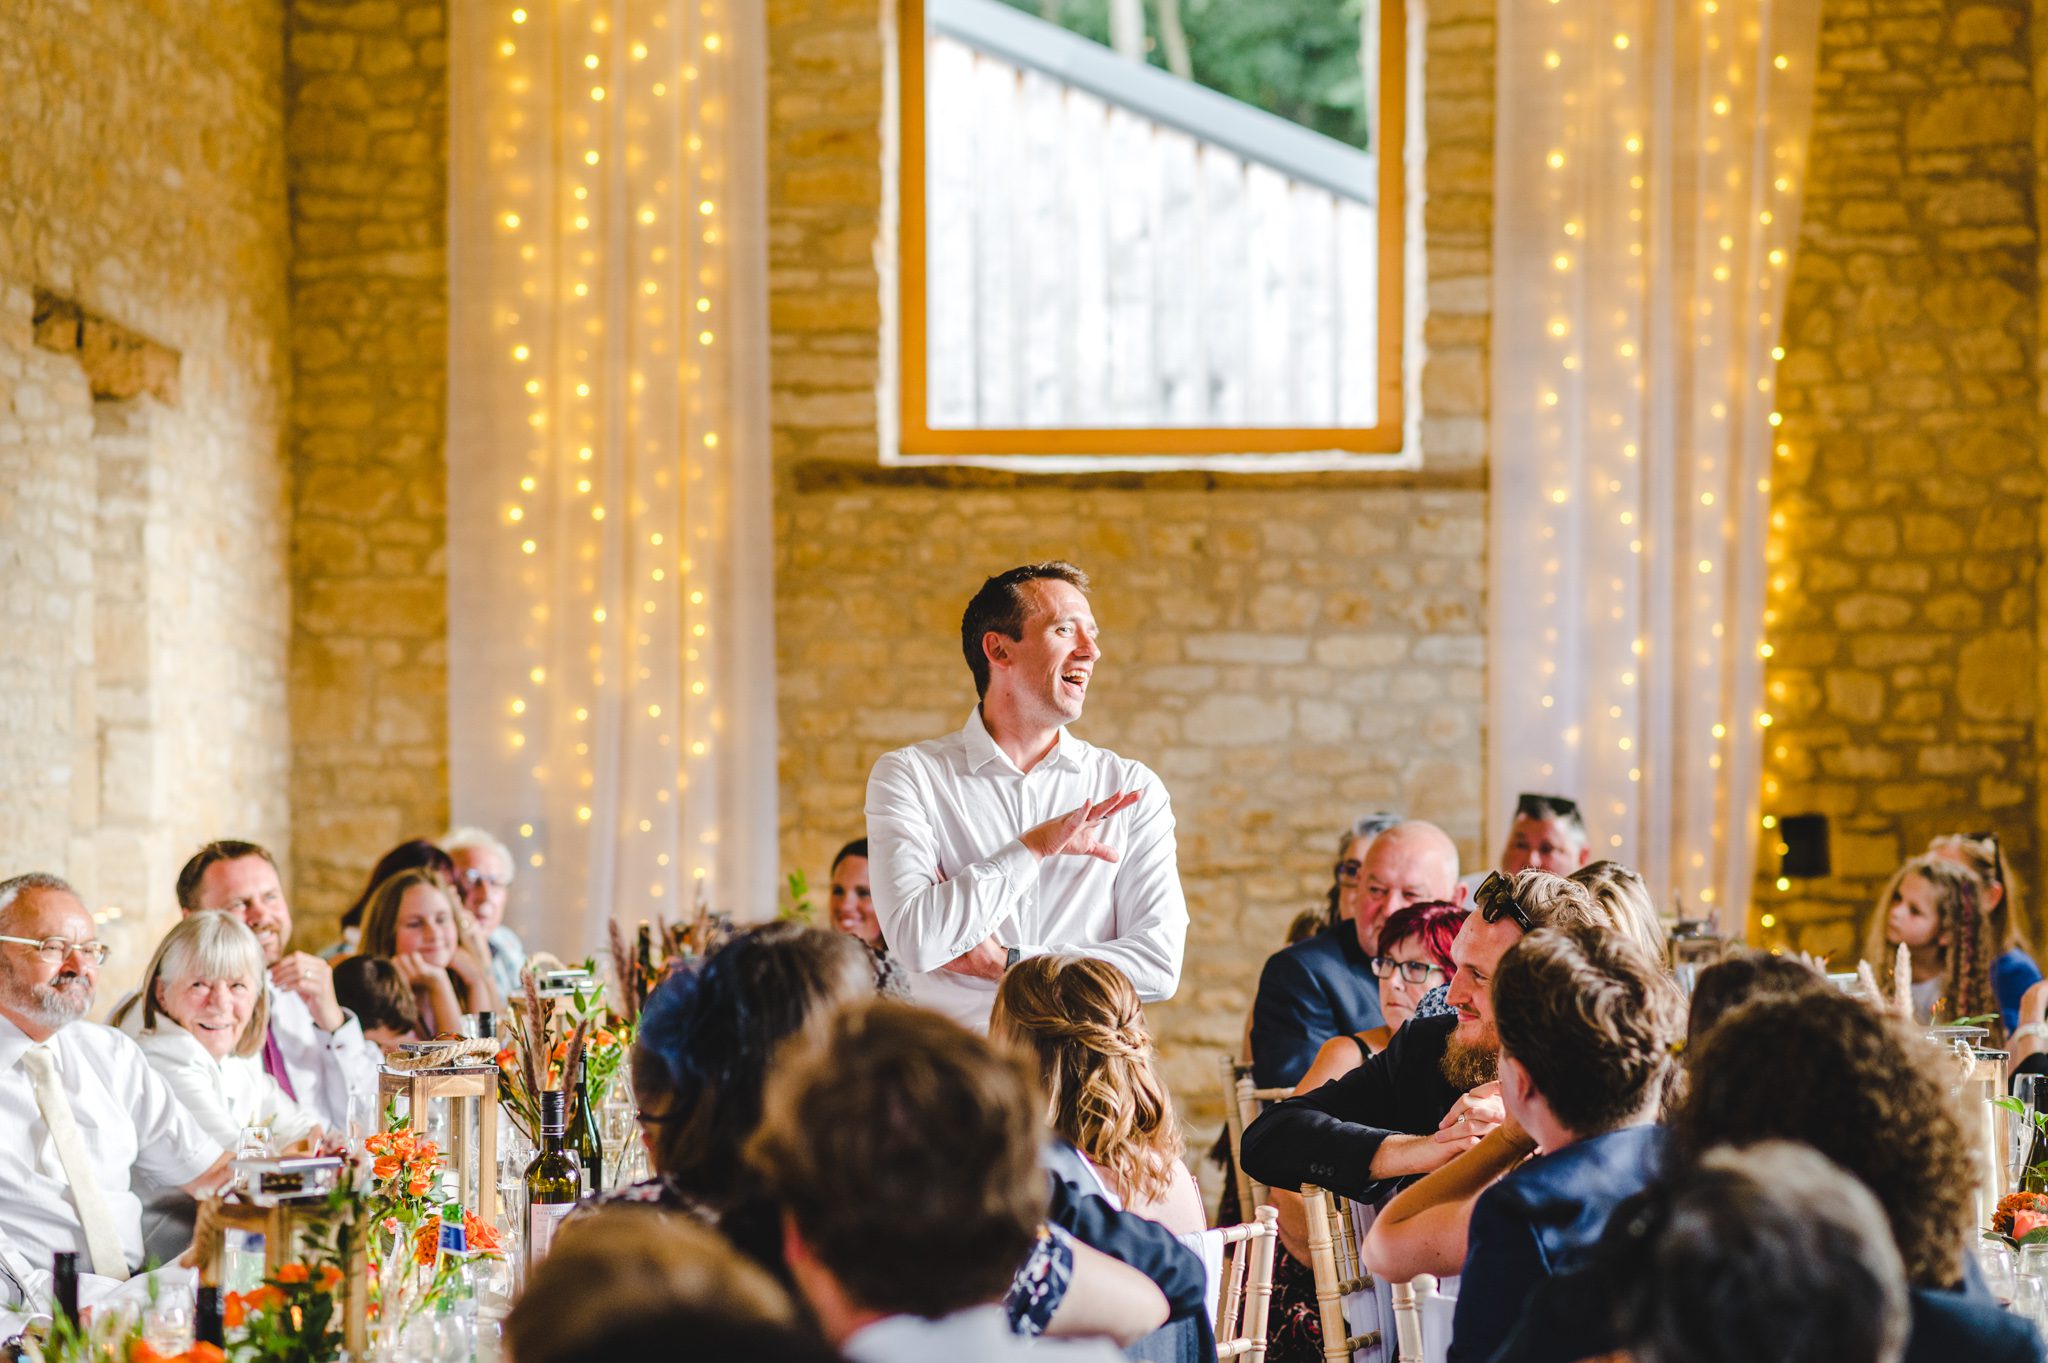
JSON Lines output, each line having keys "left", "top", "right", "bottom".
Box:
{"left": 447, "top": 0, "right": 776, "bottom": 958}
{"left": 1487, "top": 0, "right": 1819, "bottom": 927}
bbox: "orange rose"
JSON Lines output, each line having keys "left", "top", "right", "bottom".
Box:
{"left": 223, "top": 1294, "right": 247, "bottom": 1330}
{"left": 407, "top": 1174, "right": 433, "bottom": 1196}
{"left": 131, "top": 1342, "right": 168, "bottom": 1363}
{"left": 413, "top": 1221, "right": 441, "bottom": 1266}
{"left": 593, "top": 1029, "right": 616, "bottom": 1048}
{"left": 373, "top": 1155, "right": 403, "bottom": 1180}
{"left": 247, "top": 1286, "right": 285, "bottom": 1314}
{"left": 186, "top": 1345, "right": 226, "bottom": 1363}
{"left": 464, "top": 1210, "right": 503, "bottom": 1256}
{"left": 273, "top": 1262, "right": 310, "bottom": 1285}
{"left": 318, "top": 1264, "right": 344, "bottom": 1292}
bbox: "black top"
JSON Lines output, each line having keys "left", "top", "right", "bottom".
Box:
{"left": 1248, "top": 924, "right": 1385, "bottom": 1088}
{"left": 1445, "top": 1126, "right": 1664, "bottom": 1363}
{"left": 1240, "top": 1012, "right": 1462, "bottom": 1204}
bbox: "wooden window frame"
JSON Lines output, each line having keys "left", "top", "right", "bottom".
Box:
{"left": 895, "top": 0, "right": 1408, "bottom": 458}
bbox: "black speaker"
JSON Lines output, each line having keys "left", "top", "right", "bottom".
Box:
{"left": 1778, "top": 814, "right": 1829, "bottom": 879}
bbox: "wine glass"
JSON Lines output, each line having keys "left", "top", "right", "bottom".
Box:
{"left": 1978, "top": 1239, "right": 2018, "bottom": 1306}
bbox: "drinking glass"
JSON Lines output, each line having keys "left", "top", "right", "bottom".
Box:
{"left": 143, "top": 1288, "right": 194, "bottom": 1354}
{"left": 1978, "top": 1240, "right": 2017, "bottom": 1306}
{"left": 2012, "top": 1273, "right": 2047, "bottom": 1327}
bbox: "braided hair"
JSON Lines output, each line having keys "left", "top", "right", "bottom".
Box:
{"left": 992, "top": 955, "right": 1183, "bottom": 1206}
{"left": 1862, "top": 853, "right": 1990, "bottom": 1024}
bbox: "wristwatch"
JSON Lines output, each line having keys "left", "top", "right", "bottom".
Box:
{"left": 1004, "top": 945, "right": 1022, "bottom": 972}
{"left": 2013, "top": 1022, "right": 2048, "bottom": 1047}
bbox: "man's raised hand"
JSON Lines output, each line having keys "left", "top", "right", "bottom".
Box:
{"left": 1020, "top": 791, "right": 1141, "bottom": 863}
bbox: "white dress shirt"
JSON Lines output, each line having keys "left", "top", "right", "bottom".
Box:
{"left": 130, "top": 1027, "right": 322, "bottom": 1150}
{"left": 844, "top": 1304, "right": 1125, "bottom": 1363}
{"left": 866, "top": 708, "right": 1188, "bottom": 1031}
{"left": 0, "top": 1014, "right": 221, "bottom": 1274}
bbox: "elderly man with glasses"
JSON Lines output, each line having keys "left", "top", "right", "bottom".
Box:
{"left": 1248, "top": 820, "right": 1464, "bottom": 1089}
{"left": 1241, "top": 869, "right": 1603, "bottom": 1263}
{"left": 440, "top": 827, "right": 527, "bottom": 1001}
{"left": 0, "top": 872, "right": 231, "bottom": 1296}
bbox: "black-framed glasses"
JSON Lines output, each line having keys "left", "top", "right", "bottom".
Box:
{"left": 1473, "top": 872, "right": 1536, "bottom": 934}
{"left": 1334, "top": 859, "right": 1364, "bottom": 887}
{"left": 1515, "top": 792, "right": 1582, "bottom": 824}
{"left": 1370, "top": 956, "right": 1447, "bottom": 986}
{"left": 0, "top": 934, "right": 110, "bottom": 965}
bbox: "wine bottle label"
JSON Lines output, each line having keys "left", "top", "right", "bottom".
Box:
{"left": 526, "top": 1200, "right": 575, "bottom": 1262}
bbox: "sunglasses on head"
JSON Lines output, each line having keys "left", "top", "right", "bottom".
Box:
{"left": 1515, "top": 792, "right": 1581, "bottom": 824}
{"left": 1473, "top": 872, "right": 1536, "bottom": 934}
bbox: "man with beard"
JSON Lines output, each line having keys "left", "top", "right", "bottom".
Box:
{"left": 170, "top": 841, "right": 381, "bottom": 1133}
{"left": 0, "top": 873, "right": 231, "bottom": 1284}
{"left": 1239, "top": 870, "right": 1602, "bottom": 1259}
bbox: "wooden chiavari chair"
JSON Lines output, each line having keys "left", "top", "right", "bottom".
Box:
{"left": 1301, "top": 1182, "right": 1380, "bottom": 1363}
{"left": 1219, "top": 1055, "right": 1292, "bottom": 1217}
{"left": 1213, "top": 1204, "right": 1280, "bottom": 1360}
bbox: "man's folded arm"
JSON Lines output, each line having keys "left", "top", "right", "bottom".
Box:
{"left": 1239, "top": 1060, "right": 1400, "bottom": 1204}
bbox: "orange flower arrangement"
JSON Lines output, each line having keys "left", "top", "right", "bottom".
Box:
{"left": 1995, "top": 1190, "right": 2048, "bottom": 1238}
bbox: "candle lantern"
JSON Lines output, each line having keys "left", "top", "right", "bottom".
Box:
{"left": 381, "top": 1040, "right": 503, "bottom": 1222}
{"left": 1666, "top": 916, "right": 1726, "bottom": 994}
{"left": 195, "top": 1157, "right": 367, "bottom": 1357}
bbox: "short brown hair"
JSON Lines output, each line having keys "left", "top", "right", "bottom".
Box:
{"left": 1673, "top": 988, "right": 1976, "bottom": 1288}
{"left": 333, "top": 954, "right": 422, "bottom": 1036}
{"left": 991, "top": 955, "right": 1183, "bottom": 1205}
{"left": 746, "top": 1002, "right": 1045, "bottom": 1318}
{"left": 1499, "top": 868, "right": 1605, "bottom": 933}
{"left": 959, "top": 562, "right": 1090, "bottom": 699}
{"left": 1493, "top": 925, "right": 1682, "bottom": 1135}
{"left": 175, "top": 841, "right": 277, "bottom": 912}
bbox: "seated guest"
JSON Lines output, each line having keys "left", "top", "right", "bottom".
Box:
{"left": 1460, "top": 793, "right": 1592, "bottom": 896}
{"left": 116, "top": 913, "right": 323, "bottom": 1149}
{"left": 332, "top": 955, "right": 423, "bottom": 1055}
{"left": 1493, "top": 986, "right": 2045, "bottom": 1363}
{"left": 1379, "top": 926, "right": 1679, "bottom": 1359}
{"left": 328, "top": 838, "right": 459, "bottom": 960}
{"left": 1249, "top": 820, "right": 1465, "bottom": 1088}
{"left": 356, "top": 867, "right": 501, "bottom": 1036}
{"left": 1327, "top": 813, "right": 1405, "bottom": 927}
{"left": 173, "top": 840, "right": 380, "bottom": 1134}
{"left": 747, "top": 1002, "right": 1126, "bottom": 1362}
{"left": 993, "top": 956, "right": 1204, "bottom": 1234}
{"left": 0, "top": 873, "right": 231, "bottom": 1281}
{"left": 1682, "top": 947, "right": 1827, "bottom": 1046}
{"left": 1864, "top": 852, "right": 2001, "bottom": 1025}
{"left": 1927, "top": 831, "right": 2041, "bottom": 1033}
{"left": 113, "top": 913, "right": 323, "bottom": 1261}
{"left": 1241, "top": 871, "right": 1602, "bottom": 1262}
{"left": 1610, "top": 1143, "right": 1910, "bottom": 1363}
{"left": 441, "top": 826, "right": 527, "bottom": 1001}
{"left": 826, "top": 838, "right": 880, "bottom": 948}
{"left": 506, "top": 1206, "right": 836, "bottom": 1363}
{"left": 1567, "top": 860, "right": 1667, "bottom": 962}
{"left": 1292, "top": 900, "right": 1468, "bottom": 1094}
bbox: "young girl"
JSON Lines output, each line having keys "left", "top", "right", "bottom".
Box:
{"left": 1927, "top": 832, "right": 2041, "bottom": 1033}
{"left": 1863, "top": 853, "right": 1994, "bottom": 1026}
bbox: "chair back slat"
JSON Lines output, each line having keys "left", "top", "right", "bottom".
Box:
{"left": 1301, "top": 1183, "right": 1379, "bottom": 1362}
{"left": 1391, "top": 1274, "right": 1437, "bottom": 1363}
{"left": 1214, "top": 1205, "right": 1280, "bottom": 1361}
{"left": 1218, "top": 1056, "right": 1293, "bottom": 1217}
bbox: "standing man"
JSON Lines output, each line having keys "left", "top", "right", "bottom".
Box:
{"left": 172, "top": 841, "right": 381, "bottom": 1134}
{"left": 866, "top": 562, "right": 1187, "bottom": 1031}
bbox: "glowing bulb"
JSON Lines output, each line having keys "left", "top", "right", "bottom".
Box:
{"left": 698, "top": 330, "right": 714, "bottom": 345}
{"left": 690, "top": 741, "right": 707, "bottom": 756}
{"left": 1547, "top": 151, "right": 1565, "bottom": 168}
{"left": 1712, "top": 723, "right": 1726, "bottom": 739}
{"left": 1774, "top": 53, "right": 1789, "bottom": 68}
{"left": 1544, "top": 50, "right": 1561, "bottom": 67}
{"left": 1614, "top": 32, "right": 1630, "bottom": 47}
{"left": 1698, "top": 559, "right": 1712, "bottom": 573}
{"left": 1774, "top": 878, "right": 1790, "bottom": 892}
{"left": 592, "top": 505, "right": 605, "bottom": 520}
{"left": 512, "top": 7, "right": 527, "bottom": 20}
{"left": 1762, "top": 815, "right": 1777, "bottom": 829}
{"left": 591, "top": 86, "right": 606, "bottom": 101}
{"left": 1768, "top": 411, "right": 1782, "bottom": 426}
{"left": 689, "top": 590, "right": 705, "bottom": 605}
{"left": 502, "top": 212, "right": 521, "bottom": 229}
{"left": 1760, "top": 643, "right": 1775, "bottom": 658}
{"left": 1624, "top": 136, "right": 1641, "bottom": 152}
{"left": 585, "top": 150, "right": 600, "bottom": 165}
{"left": 1771, "top": 345, "right": 1784, "bottom": 360}
{"left": 704, "top": 433, "right": 719, "bottom": 448}
{"left": 1761, "top": 912, "right": 1778, "bottom": 927}
{"left": 508, "top": 506, "right": 524, "bottom": 522}
{"left": 1554, "top": 254, "right": 1570, "bottom": 271}
{"left": 578, "top": 806, "right": 592, "bottom": 822}
{"left": 705, "top": 32, "right": 721, "bottom": 49}
{"left": 1758, "top": 712, "right": 1774, "bottom": 727}
{"left": 511, "top": 733, "right": 526, "bottom": 748}
{"left": 633, "top": 42, "right": 649, "bottom": 59}
{"left": 698, "top": 199, "right": 715, "bottom": 216}
{"left": 584, "top": 54, "right": 599, "bottom": 69}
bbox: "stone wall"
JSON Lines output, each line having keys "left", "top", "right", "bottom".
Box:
{"left": 768, "top": 0, "right": 1497, "bottom": 1135}
{"left": 0, "top": 0, "right": 294, "bottom": 991}
{"left": 1760, "top": 0, "right": 2043, "bottom": 957}
{"left": 285, "top": 0, "right": 452, "bottom": 944}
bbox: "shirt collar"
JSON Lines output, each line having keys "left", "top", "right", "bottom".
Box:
{"left": 959, "top": 707, "right": 1083, "bottom": 776}
{"left": 0, "top": 1010, "right": 47, "bottom": 1075}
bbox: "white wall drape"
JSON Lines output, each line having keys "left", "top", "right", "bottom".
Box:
{"left": 1487, "top": 0, "right": 1819, "bottom": 927}
{"left": 447, "top": 0, "right": 776, "bottom": 957}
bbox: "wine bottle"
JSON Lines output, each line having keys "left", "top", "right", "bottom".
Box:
{"left": 634, "top": 921, "right": 656, "bottom": 1008}
{"left": 572, "top": 1074, "right": 604, "bottom": 1191}
{"left": 523, "top": 1089, "right": 580, "bottom": 1275}
{"left": 51, "top": 1252, "right": 78, "bottom": 1325}
{"left": 195, "top": 1287, "right": 224, "bottom": 1346}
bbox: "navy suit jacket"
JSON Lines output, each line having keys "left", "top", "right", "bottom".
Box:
{"left": 1447, "top": 1125, "right": 1664, "bottom": 1363}
{"left": 1907, "top": 1284, "right": 2045, "bottom": 1363}
{"left": 1249, "top": 924, "right": 1384, "bottom": 1088}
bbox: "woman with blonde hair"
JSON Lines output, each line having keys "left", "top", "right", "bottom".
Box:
{"left": 1569, "top": 860, "right": 1668, "bottom": 964}
{"left": 1927, "top": 832, "right": 2040, "bottom": 1032}
{"left": 992, "top": 955, "right": 1204, "bottom": 1235}
{"left": 357, "top": 867, "right": 501, "bottom": 1035}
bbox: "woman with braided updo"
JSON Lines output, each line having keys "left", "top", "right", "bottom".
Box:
{"left": 992, "top": 955, "right": 1206, "bottom": 1235}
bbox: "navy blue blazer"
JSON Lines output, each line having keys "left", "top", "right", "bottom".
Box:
{"left": 1249, "top": 923, "right": 1384, "bottom": 1088}
{"left": 1907, "top": 1284, "right": 2045, "bottom": 1363}
{"left": 1447, "top": 1125, "right": 1664, "bottom": 1363}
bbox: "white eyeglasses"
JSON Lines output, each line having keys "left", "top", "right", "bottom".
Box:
{"left": 0, "top": 935, "right": 111, "bottom": 965}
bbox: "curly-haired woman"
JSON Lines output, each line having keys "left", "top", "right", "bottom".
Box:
{"left": 993, "top": 955, "right": 1205, "bottom": 1235}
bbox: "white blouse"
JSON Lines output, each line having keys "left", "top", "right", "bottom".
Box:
{"left": 129, "top": 1026, "right": 322, "bottom": 1150}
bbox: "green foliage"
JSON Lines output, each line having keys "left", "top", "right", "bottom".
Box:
{"left": 999, "top": 0, "right": 1374, "bottom": 150}
{"left": 782, "top": 870, "right": 815, "bottom": 924}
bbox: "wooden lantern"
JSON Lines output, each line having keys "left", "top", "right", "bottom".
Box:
{"left": 378, "top": 1050, "right": 502, "bottom": 1223}
{"left": 195, "top": 1158, "right": 368, "bottom": 1359}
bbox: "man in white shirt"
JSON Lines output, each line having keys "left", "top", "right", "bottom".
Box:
{"left": 865, "top": 562, "right": 1187, "bottom": 1030}
{"left": 748, "top": 1003, "right": 1124, "bottom": 1363}
{"left": 0, "top": 872, "right": 230, "bottom": 1282}
{"left": 171, "top": 842, "right": 381, "bottom": 1133}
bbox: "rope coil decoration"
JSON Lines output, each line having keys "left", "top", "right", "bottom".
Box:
{"left": 383, "top": 1037, "right": 500, "bottom": 1071}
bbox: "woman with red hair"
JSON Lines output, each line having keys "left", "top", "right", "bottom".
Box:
{"left": 1291, "top": 899, "right": 1469, "bottom": 1095}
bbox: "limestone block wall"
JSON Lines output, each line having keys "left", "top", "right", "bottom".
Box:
{"left": 0, "top": 0, "right": 293, "bottom": 989}
{"left": 285, "top": 0, "right": 452, "bottom": 943}
{"left": 1761, "top": 0, "right": 2043, "bottom": 957}
{"left": 767, "top": 0, "right": 1497, "bottom": 1133}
